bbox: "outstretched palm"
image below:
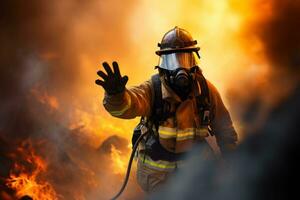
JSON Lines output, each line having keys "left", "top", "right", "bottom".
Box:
{"left": 95, "top": 61, "right": 128, "bottom": 95}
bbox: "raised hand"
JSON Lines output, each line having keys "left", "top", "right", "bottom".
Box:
{"left": 96, "top": 61, "right": 128, "bottom": 95}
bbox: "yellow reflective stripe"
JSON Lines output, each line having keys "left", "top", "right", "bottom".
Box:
{"left": 177, "top": 129, "right": 194, "bottom": 137}
{"left": 158, "top": 126, "right": 176, "bottom": 138}
{"left": 143, "top": 159, "right": 176, "bottom": 169}
{"left": 138, "top": 154, "right": 185, "bottom": 171}
{"left": 176, "top": 135, "right": 194, "bottom": 141}
{"left": 158, "top": 127, "right": 196, "bottom": 140}
{"left": 177, "top": 129, "right": 194, "bottom": 141}
{"left": 109, "top": 95, "right": 132, "bottom": 116}
{"left": 139, "top": 156, "right": 176, "bottom": 171}
{"left": 195, "top": 127, "right": 209, "bottom": 137}
{"left": 158, "top": 132, "right": 176, "bottom": 138}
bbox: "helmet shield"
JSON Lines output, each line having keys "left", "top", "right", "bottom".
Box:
{"left": 158, "top": 52, "right": 198, "bottom": 70}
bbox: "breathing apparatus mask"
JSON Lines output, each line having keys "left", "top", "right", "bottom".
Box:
{"left": 157, "top": 51, "right": 200, "bottom": 99}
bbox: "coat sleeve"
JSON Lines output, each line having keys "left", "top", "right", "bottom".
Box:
{"left": 103, "top": 79, "right": 153, "bottom": 119}
{"left": 207, "top": 81, "right": 238, "bottom": 154}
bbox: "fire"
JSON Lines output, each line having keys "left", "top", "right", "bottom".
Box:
{"left": 5, "top": 140, "right": 58, "bottom": 200}
{"left": 31, "top": 88, "right": 59, "bottom": 111}
{"left": 2, "top": 0, "right": 291, "bottom": 199}
{"left": 6, "top": 173, "right": 57, "bottom": 200}
{"left": 110, "top": 144, "right": 129, "bottom": 175}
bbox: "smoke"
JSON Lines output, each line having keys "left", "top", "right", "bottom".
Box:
{"left": 225, "top": 0, "right": 300, "bottom": 138}
{"left": 252, "top": 0, "right": 300, "bottom": 71}
{"left": 0, "top": 0, "right": 143, "bottom": 199}
{"left": 150, "top": 1, "right": 300, "bottom": 199}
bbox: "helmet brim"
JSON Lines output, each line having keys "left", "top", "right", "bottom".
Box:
{"left": 156, "top": 46, "right": 200, "bottom": 56}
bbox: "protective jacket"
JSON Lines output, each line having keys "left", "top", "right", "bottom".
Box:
{"left": 103, "top": 71, "right": 237, "bottom": 172}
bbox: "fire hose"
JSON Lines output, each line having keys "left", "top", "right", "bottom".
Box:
{"left": 110, "top": 130, "right": 149, "bottom": 200}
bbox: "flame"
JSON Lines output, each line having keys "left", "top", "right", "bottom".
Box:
{"left": 5, "top": 141, "right": 58, "bottom": 200}
{"left": 110, "top": 144, "right": 130, "bottom": 175}
{"left": 31, "top": 88, "right": 59, "bottom": 111}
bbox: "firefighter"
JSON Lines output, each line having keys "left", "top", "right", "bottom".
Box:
{"left": 96, "top": 27, "right": 238, "bottom": 192}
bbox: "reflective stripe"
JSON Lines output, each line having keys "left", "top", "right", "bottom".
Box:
{"left": 195, "top": 127, "right": 210, "bottom": 137}
{"left": 143, "top": 158, "right": 176, "bottom": 170}
{"left": 158, "top": 126, "right": 177, "bottom": 139}
{"left": 176, "top": 135, "right": 194, "bottom": 141}
{"left": 138, "top": 154, "right": 182, "bottom": 171}
{"left": 177, "top": 129, "right": 195, "bottom": 141}
{"left": 158, "top": 126, "right": 196, "bottom": 140}
{"left": 109, "top": 94, "right": 132, "bottom": 116}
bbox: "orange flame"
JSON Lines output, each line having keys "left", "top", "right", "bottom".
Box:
{"left": 110, "top": 144, "right": 130, "bottom": 175}
{"left": 5, "top": 141, "right": 58, "bottom": 200}
{"left": 31, "top": 88, "right": 59, "bottom": 111}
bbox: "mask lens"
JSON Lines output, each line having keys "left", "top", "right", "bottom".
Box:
{"left": 158, "top": 52, "right": 198, "bottom": 70}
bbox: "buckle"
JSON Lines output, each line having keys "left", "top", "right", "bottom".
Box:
{"left": 202, "top": 110, "right": 210, "bottom": 125}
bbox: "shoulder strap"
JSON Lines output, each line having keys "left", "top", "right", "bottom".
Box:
{"left": 196, "top": 73, "right": 211, "bottom": 126}
{"left": 151, "top": 74, "right": 163, "bottom": 116}
{"left": 150, "top": 74, "right": 166, "bottom": 129}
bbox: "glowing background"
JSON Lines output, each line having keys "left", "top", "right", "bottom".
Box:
{"left": 2, "top": 0, "right": 298, "bottom": 199}
{"left": 80, "top": 0, "right": 268, "bottom": 144}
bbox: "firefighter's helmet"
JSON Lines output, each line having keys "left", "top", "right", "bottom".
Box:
{"left": 156, "top": 26, "right": 200, "bottom": 56}
{"left": 156, "top": 27, "right": 200, "bottom": 71}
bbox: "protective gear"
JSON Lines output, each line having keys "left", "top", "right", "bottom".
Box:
{"left": 156, "top": 27, "right": 200, "bottom": 99}
{"left": 156, "top": 26, "right": 200, "bottom": 57}
{"left": 100, "top": 27, "right": 237, "bottom": 194}
{"left": 103, "top": 70, "right": 237, "bottom": 154}
{"left": 158, "top": 52, "right": 198, "bottom": 70}
{"left": 96, "top": 62, "right": 128, "bottom": 95}
{"left": 163, "top": 68, "right": 193, "bottom": 100}
{"left": 103, "top": 70, "right": 238, "bottom": 191}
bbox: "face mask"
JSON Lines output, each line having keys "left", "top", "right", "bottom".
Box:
{"left": 157, "top": 52, "right": 199, "bottom": 100}
{"left": 164, "top": 67, "right": 197, "bottom": 100}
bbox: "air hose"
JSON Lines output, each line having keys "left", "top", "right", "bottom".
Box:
{"left": 110, "top": 130, "right": 149, "bottom": 200}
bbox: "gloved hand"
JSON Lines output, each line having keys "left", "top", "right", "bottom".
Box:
{"left": 95, "top": 61, "right": 128, "bottom": 95}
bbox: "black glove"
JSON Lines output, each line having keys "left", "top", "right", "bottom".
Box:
{"left": 95, "top": 61, "right": 128, "bottom": 95}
